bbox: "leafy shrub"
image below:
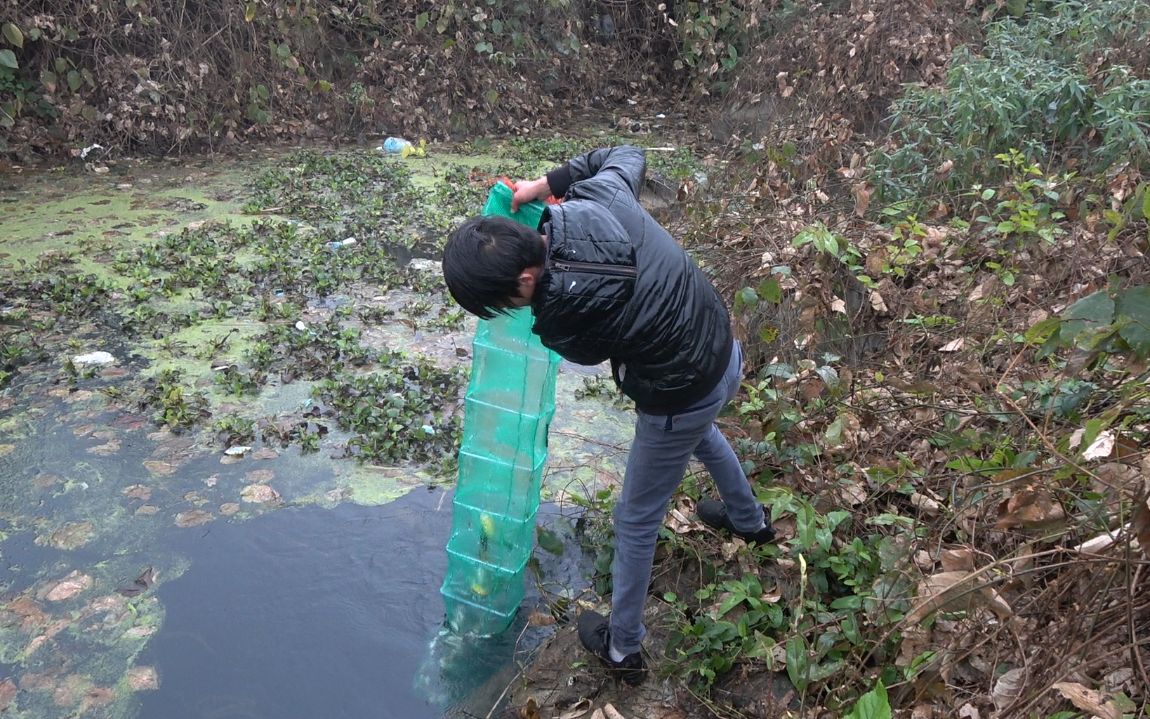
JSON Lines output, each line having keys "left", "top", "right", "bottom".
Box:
{"left": 871, "top": 0, "right": 1150, "bottom": 205}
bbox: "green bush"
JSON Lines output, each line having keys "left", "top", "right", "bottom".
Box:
{"left": 870, "top": 0, "right": 1150, "bottom": 206}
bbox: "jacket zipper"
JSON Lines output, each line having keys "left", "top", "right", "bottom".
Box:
{"left": 552, "top": 260, "right": 637, "bottom": 277}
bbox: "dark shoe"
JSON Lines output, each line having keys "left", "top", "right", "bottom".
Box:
{"left": 577, "top": 610, "right": 647, "bottom": 686}
{"left": 696, "top": 499, "right": 776, "bottom": 544}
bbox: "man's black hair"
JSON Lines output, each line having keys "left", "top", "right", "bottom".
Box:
{"left": 442, "top": 216, "right": 546, "bottom": 319}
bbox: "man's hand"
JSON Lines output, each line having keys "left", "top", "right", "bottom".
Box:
{"left": 511, "top": 176, "right": 551, "bottom": 212}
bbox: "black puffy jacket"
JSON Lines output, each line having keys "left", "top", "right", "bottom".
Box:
{"left": 531, "top": 146, "right": 733, "bottom": 414}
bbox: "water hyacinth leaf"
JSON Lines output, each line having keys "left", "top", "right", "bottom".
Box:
{"left": 2, "top": 22, "right": 23, "bottom": 48}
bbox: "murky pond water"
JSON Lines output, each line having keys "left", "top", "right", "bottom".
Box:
{"left": 0, "top": 143, "right": 639, "bottom": 718}
{"left": 136, "top": 494, "right": 588, "bottom": 719}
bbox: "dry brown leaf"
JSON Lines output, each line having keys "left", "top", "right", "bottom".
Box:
{"left": 667, "top": 507, "right": 701, "bottom": 534}
{"left": 241, "top": 484, "right": 281, "bottom": 504}
{"left": 910, "top": 492, "right": 941, "bottom": 516}
{"left": 905, "top": 571, "right": 980, "bottom": 624}
{"left": 865, "top": 248, "right": 888, "bottom": 276}
{"left": 968, "top": 281, "right": 993, "bottom": 303}
{"left": 44, "top": 571, "right": 93, "bottom": 602}
{"left": 557, "top": 699, "right": 592, "bottom": 719}
{"left": 957, "top": 702, "right": 980, "bottom": 719}
{"left": 992, "top": 667, "right": 1025, "bottom": 711}
{"left": 603, "top": 704, "right": 626, "bottom": 719}
{"left": 519, "top": 697, "right": 540, "bottom": 719}
{"left": 123, "top": 484, "right": 152, "bottom": 501}
{"left": 1052, "top": 682, "right": 1122, "bottom": 719}
{"left": 839, "top": 481, "right": 868, "bottom": 506}
{"left": 243, "top": 469, "right": 275, "bottom": 484}
{"left": 853, "top": 182, "right": 872, "bottom": 217}
{"left": 897, "top": 625, "right": 932, "bottom": 668}
{"left": 981, "top": 587, "right": 1014, "bottom": 621}
{"left": 527, "top": 611, "right": 557, "bottom": 627}
{"left": 143, "top": 460, "right": 180, "bottom": 476}
{"left": 906, "top": 568, "right": 1016, "bottom": 625}
{"left": 869, "top": 290, "right": 888, "bottom": 313}
{"left": 0, "top": 679, "right": 15, "bottom": 711}
{"left": 174, "top": 510, "right": 213, "bottom": 528}
{"left": 996, "top": 488, "right": 1065, "bottom": 529}
{"left": 940, "top": 547, "right": 975, "bottom": 572}
{"left": 1134, "top": 502, "right": 1150, "bottom": 557}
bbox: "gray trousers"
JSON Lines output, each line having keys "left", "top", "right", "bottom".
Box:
{"left": 608, "top": 341, "right": 763, "bottom": 654}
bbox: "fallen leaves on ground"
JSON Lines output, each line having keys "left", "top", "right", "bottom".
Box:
{"left": 1052, "top": 681, "right": 1130, "bottom": 719}
{"left": 905, "top": 570, "right": 1013, "bottom": 625}
{"left": 557, "top": 699, "right": 592, "bottom": 719}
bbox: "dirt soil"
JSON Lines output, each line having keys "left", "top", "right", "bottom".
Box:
{"left": 494, "top": 536, "right": 801, "bottom": 719}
